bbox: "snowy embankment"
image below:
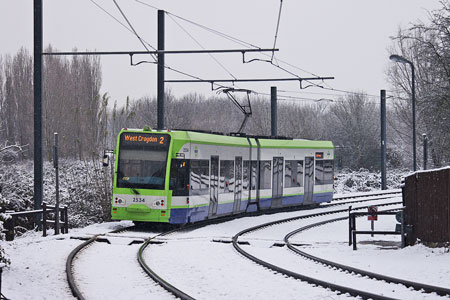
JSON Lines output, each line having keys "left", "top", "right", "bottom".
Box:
{"left": 2, "top": 193, "right": 449, "bottom": 300}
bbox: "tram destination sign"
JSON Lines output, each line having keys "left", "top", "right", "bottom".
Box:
{"left": 120, "top": 132, "right": 170, "bottom": 148}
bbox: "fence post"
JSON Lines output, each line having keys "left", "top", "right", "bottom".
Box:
{"left": 348, "top": 206, "right": 352, "bottom": 246}
{"left": 53, "top": 132, "right": 60, "bottom": 235}
{"left": 4, "top": 213, "right": 14, "bottom": 241}
{"left": 42, "top": 202, "right": 47, "bottom": 237}
{"left": 0, "top": 265, "right": 3, "bottom": 299}
{"left": 64, "top": 206, "right": 69, "bottom": 234}
{"left": 400, "top": 210, "right": 405, "bottom": 248}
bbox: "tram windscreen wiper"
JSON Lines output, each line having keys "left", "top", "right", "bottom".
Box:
{"left": 117, "top": 171, "right": 140, "bottom": 195}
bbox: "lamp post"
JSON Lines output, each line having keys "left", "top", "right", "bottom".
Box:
{"left": 389, "top": 54, "right": 416, "bottom": 171}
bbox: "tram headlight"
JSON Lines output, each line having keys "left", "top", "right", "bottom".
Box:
{"left": 114, "top": 197, "right": 126, "bottom": 205}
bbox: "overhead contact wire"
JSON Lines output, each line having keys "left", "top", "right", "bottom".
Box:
{"left": 134, "top": 0, "right": 336, "bottom": 91}
{"left": 88, "top": 0, "right": 157, "bottom": 61}
{"left": 167, "top": 13, "right": 238, "bottom": 80}
{"left": 135, "top": 0, "right": 260, "bottom": 49}
{"left": 112, "top": 0, "right": 157, "bottom": 62}
{"left": 271, "top": 0, "right": 284, "bottom": 62}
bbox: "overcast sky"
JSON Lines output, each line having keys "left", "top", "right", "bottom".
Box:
{"left": 0, "top": 0, "right": 443, "bottom": 106}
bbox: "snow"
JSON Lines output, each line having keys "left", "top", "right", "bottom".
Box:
{"left": 1, "top": 192, "right": 449, "bottom": 300}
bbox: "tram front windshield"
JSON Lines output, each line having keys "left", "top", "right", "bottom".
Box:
{"left": 117, "top": 133, "right": 170, "bottom": 190}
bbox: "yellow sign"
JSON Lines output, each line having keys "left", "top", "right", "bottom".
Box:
{"left": 123, "top": 134, "right": 166, "bottom": 145}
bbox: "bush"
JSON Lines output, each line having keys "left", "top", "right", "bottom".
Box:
{"left": 0, "top": 159, "right": 112, "bottom": 229}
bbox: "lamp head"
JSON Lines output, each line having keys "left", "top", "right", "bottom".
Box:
{"left": 389, "top": 54, "right": 412, "bottom": 65}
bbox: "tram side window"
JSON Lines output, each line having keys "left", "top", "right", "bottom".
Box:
{"left": 315, "top": 159, "right": 334, "bottom": 185}
{"left": 243, "top": 161, "right": 249, "bottom": 191}
{"left": 259, "top": 160, "right": 272, "bottom": 189}
{"left": 250, "top": 161, "right": 258, "bottom": 190}
{"left": 169, "top": 159, "right": 189, "bottom": 196}
{"left": 220, "top": 160, "right": 235, "bottom": 193}
{"left": 315, "top": 160, "right": 324, "bottom": 185}
{"left": 296, "top": 160, "right": 304, "bottom": 187}
{"left": 323, "top": 160, "right": 334, "bottom": 185}
{"left": 190, "top": 160, "right": 210, "bottom": 195}
{"left": 285, "top": 160, "right": 303, "bottom": 188}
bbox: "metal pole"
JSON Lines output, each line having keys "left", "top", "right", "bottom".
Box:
{"left": 423, "top": 134, "right": 428, "bottom": 170}
{"left": 271, "top": 86, "right": 277, "bottom": 137}
{"left": 34, "top": 0, "right": 43, "bottom": 226}
{"left": 380, "top": 90, "right": 387, "bottom": 190}
{"left": 371, "top": 220, "right": 374, "bottom": 237}
{"left": 157, "top": 10, "right": 165, "bottom": 130}
{"left": 54, "top": 133, "right": 60, "bottom": 235}
{"left": 411, "top": 64, "right": 416, "bottom": 171}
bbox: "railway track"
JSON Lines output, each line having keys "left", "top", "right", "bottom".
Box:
{"left": 284, "top": 216, "right": 450, "bottom": 297}
{"left": 136, "top": 191, "right": 403, "bottom": 299}
{"left": 66, "top": 225, "right": 176, "bottom": 300}
{"left": 232, "top": 201, "right": 450, "bottom": 299}
{"left": 66, "top": 190, "right": 411, "bottom": 300}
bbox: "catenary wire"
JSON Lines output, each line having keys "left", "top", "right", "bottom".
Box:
{"left": 88, "top": 0, "right": 157, "bottom": 56}
{"left": 133, "top": 0, "right": 343, "bottom": 92}
{"left": 89, "top": 0, "right": 238, "bottom": 90}
{"left": 135, "top": 0, "right": 261, "bottom": 49}
{"left": 112, "top": 0, "right": 157, "bottom": 61}
{"left": 167, "top": 13, "right": 238, "bottom": 80}
{"left": 271, "top": 0, "right": 284, "bottom": 62}
{"left": 120, "top": 0, "right": 382, "bottom": 101}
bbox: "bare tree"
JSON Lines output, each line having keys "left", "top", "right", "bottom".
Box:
{"left": 327, "top": 93, "right": 380, "bottom": 170}
{"left": 387, "top": 0, "right": 450, "bottom": 167}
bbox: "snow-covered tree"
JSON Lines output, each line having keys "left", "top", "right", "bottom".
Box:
{"left": 387, "top": 0, "right": 450, "bottom": 168}
{"left": 0, "top": 191, "right": 11, "bottom": 267}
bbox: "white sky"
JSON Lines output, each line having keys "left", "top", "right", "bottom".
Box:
{"left": 0, "top": 0, "right": 443, "bottom": 106}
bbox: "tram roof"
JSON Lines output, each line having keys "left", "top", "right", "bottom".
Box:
{"left": 170, "top": 130, "right": 334, "bottom": 149}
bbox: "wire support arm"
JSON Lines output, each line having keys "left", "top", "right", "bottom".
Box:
{"left": 166, "top": 76, "right": 334, "bottom": 90}
{"left": 42, "top": 48, "right": 279, "bottom": 56}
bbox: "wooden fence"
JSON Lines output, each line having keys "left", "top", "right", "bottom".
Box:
{"left": 403, "top": 167, "right": 450, "bottom": 246}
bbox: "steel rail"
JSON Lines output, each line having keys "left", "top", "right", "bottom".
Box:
{"left": 285, "top": 215, "right": 450, "bottom": 297}
{"left": 67, "top": 191, "right": 402, "bottom": 299}
{"left": 232, "top": 202, "right": 402, "bottom": 300}
{"left": 66, "top": 226, "right": 135, "bottom": 300}
{"left": 332, "top": 190, "right": 401, "bottom": 201}
{"left": 325, "top": 194, "right": 402, "bottom": 208}
{"left": 138, "top": 236, "right": 196, "bottom": 300}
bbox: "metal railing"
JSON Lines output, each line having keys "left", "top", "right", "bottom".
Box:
{"left": 3, "top": 202, "right": 68, "bottom": 241}
{"left": 349, "top": 207, "right": 406, "bottom": 250}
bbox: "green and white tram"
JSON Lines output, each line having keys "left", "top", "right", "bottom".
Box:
{"left": 111, "top": 128, "right": 334, "bottom": 224}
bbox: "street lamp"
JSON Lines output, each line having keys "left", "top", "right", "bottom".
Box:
{"left": 389, "top": 54, "right": 416, "bottom": 171}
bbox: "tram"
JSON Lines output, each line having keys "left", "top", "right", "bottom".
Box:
{"left": 110, "top": 128, "right": 334, "bottom": 224}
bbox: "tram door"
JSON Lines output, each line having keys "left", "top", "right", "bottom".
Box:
{"left": 209, "top": 156, "right": 219, "bottom": 217}
{"left": 233, "top": 157, "right": 242, "bottom": 213}
{"left": 304, "top": 157, "right": 314, "bottom": 205}
{"left": 271, "top": 157, "right": 284, "bottom": 208}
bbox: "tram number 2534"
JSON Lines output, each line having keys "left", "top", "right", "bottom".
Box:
{"left": 132, "top": 198, "right": 145, "bottom": 203}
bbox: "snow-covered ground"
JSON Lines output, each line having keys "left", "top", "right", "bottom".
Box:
{"left": 1, "top": 192, "right": 449, "bottom": 300}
